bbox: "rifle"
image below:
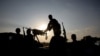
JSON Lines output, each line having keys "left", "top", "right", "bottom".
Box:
{"left": 62, "top": 22, "right": 67, "bottom": 41}
{"left": 23, "top": 27, "right": 25, "bottom": 37}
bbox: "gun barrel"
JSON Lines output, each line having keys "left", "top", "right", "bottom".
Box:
{"left": 62, "top": 22, "right": 67, "bottom": 41}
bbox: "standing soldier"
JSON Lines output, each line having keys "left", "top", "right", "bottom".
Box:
{"left": 44, "top": 14, "right": 61, "bottom": 36}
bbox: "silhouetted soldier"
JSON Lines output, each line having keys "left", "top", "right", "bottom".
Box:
{"left": 70, "top": 34, "right": 79, "bottom": 56}
{"left": 49, "top": 26, "right": 66, "bottom": 55}
{"left": 71, "top": 34, "right": 84, "bottom": 56}
{"left": 24, "top": 29, "right": 33, "bottom": 48}
{"left": 11, "top": 28, "right": 23, "bottom": 50}
{"left": 44, "top": 14, "right": 61, "bottom": 36}
{"left": 71, "top": 34, "right": 77, "bottom": 42}
{"left": 15, "top": 28, "right": 23, "bottom": 39}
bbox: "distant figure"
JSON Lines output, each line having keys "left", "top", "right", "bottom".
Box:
{"left": 14, "top": 28, "right": 23, "bottom": 40}
{"left": 11, "top": 28, "right": 23, "bottom": 49}
{"left": 16, "top": 28, "right": 20, "bottom": 35}
{"left": 49, "top": 35, "right": 66, "bottom": 55}
{"left": 25, "top": 29, "right": 34, "bottom": 48}
{"left": 44, "top": 14, "right": 61, "bottom": 36}
{"left": 24, "top": 29, "right": 43, "bottom": 48}
{"left": 70, "top": 34, "right": 81, "bottom": 56}
{"left": 26, "top": 29, "right": 33, "bottom": 40}
{"left": 71, "top": 34, "right": 77, "bottom": 42}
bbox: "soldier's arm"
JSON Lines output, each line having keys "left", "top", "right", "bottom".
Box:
{"left": 44, "top": 21, "right": 52, "bottom": 32}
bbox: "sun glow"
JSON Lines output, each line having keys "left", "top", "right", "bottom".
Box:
{"left": 38, "top": 24, "right": 47, "bottom": 30}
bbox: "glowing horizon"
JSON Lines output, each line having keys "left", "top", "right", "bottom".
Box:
{"left": 0, "top": 0, "right": 100, "bottom": 42}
